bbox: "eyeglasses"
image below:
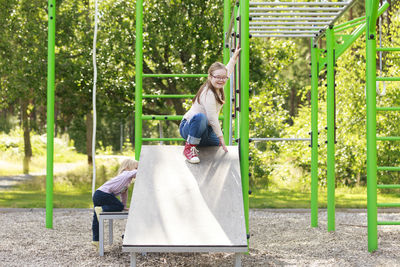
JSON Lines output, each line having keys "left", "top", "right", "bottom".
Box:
{"left": 210, "top": 74, "right": 228, "bottom": 81}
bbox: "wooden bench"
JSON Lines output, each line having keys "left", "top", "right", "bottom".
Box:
{"left": 99, "top": 211, "right": 129, "bottom": 256}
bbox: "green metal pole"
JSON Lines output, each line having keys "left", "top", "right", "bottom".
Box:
{"left": 223, "top": 0, "right": 230, "bottom": 144}
{"left": 366, "top": 11, "right": 378, "bottom": 252}
{"left": 234, "top": 4, "right": 239, "bottom": 143}
{"left": 135, "top": 0, "right": 143, "bottom": 161}
{"left": 368, "top": 0, "right": 380, "bottom": 34}
{"left": 326, "top": 27, "right": 335, "bottom": 232}
{"left": 310, "top": 39, "right": 319, "bottom": 228}
{"left": 239, "top": 0, "right": 250, "bottom": 242}
{"left": 333, "top": 16, "right": 366, "bottom": 30}
{"left": 46, "top": 0, "right": 56, "bottom": 229}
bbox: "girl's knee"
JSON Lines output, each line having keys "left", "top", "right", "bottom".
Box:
{"left": 193, "top": 113, "right": 207, "bottom": 128}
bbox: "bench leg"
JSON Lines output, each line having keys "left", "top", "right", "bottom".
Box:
{"left": 99, "top": 216, "right": 104, "bottom": 256}
{"left": 234, "top": 253, "right": 241, "bottom": 267}
{"left": 130, "top": 253, "right": 137, "bottom": 267}
{"left": 109, "top": 219, "right": 113, "bottom": 245}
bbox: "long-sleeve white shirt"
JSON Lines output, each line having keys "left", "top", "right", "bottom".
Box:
{"left": 183, "top": 58, "right": 236, "bottom": 137}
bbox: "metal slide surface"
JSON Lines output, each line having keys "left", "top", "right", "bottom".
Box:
{"left": 122, "top": 145, "right": 247, "bottom": 253}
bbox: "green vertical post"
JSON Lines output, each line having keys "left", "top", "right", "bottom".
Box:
{"left": 46, "top": 0, "right": 56, "bottom": 229}
{"left": 310, "top": 39, "right": 319, "bottom": 228}
{"left": 326, "top": 27, "right": 336, "bottom": 232}
{"left": 234, "top": 4, "right": 239, "bottom": 143}
{"left": 239, "top": 0, "right": 250, "bottom": 241}
{"left": 135, "top": 0, "right": 143, "bottom": 161}
{"left": 366, "top": 0, "right": 378, "bottom": 252}
{"left": 223, "top": 0, "right": 230, "bottom": 144}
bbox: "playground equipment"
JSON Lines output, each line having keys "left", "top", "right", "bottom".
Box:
{"left": 122, "top": 146, "right": 247, "bottom": 266}
{"left": 365, "top": 0, "right": 400, "bottom": 252}
{"left": 44, "top": 0, "right": 398, "bottom": 256}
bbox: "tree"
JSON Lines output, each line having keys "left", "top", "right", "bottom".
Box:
{"left": 0, "top": 0, "right": 47, "bottom": 173}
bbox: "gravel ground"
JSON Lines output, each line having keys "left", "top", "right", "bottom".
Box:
{"left": 0, "top": 208, "right": 399, "bottom": 266}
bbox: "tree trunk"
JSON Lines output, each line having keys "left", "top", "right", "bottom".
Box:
{"left": 86, "top": 112, "right": 93, "bottom": 165}
{"left": 289, "top": 87, "right": 297, "bottom": 117}
{"left": 21, "top": 99, "right": 32, "bottom": 174}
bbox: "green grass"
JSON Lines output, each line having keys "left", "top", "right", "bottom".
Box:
{"left": 0, "top": 189, "right": 93, "bottom": 208}
{"left": 0, "top": 158, "right": 128, "bottom": 208}
{"left": 1, "top": 180, "right": 399, "bottom": 209}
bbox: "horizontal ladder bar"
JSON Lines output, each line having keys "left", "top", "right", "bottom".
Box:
{"left": 143, "top": 94, "right": 195, "bottom": 99}
{"left": 376, "top": 47, "right": 400, "bottom": 52}
{"left": 376, "top": 136, "right": 400, "bottom": 141}
{"left": 142, "top": 115, "right": 224, "bottom": 120}
{"left": 378, "top": 221, "right": 400, "bottom": 225}
{"left": 250, "top": 26, "right": 323, "bottom": 30}
{"left": 376, "top": 107, "right": 400, "bottom": 111}
{"left": 249, "top": 12, "right": 340, "bottom": 17}
{"left": 250, "top": 30, "right": 319, "bottom": 34}
{"left": 250, "top": 137, "right": 311, "bottom": 142}
{"left": 377, "top": 203, "right": 400, "bottom": 207}
{"left": 143, "top": 115, "right": 183, "bottom": 120}
{"left": 250, "top": 17, "right": 333, "bottom": 21}
{"left": 249, "top": 2, "right": 349, "bottom": 6}
{"left": 377, "top": 166, "right": 400, "bottom": 171}
{"left": 251, "top": 34, "right": 316, "bottom": 38}
{"left": 250, "top": 21, "right": 330, "bottom": 26}
{"left": 376, "top": 77, "right": 400, "bottom": 81}
{"left": 377, "top": 184, "right": 400, "bottom": 189}
{"left": 249, "top": 7, "right": 344, "bottom": 11}
{"left": 142, "top": 138, "right": 184, "bottom": 142}
{"left": 143, "top": 74, "right": 207, "bottom": 78}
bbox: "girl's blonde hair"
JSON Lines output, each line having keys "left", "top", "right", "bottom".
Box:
{"left": 193, "top": 62, "right": 227, "bottom": 105}
{"left": 118, "top": 158, "right": 138, "bottom": 175}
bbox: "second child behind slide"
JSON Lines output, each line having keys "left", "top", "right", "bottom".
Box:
{"left": 179, "top": 47, "right": 241, "bottom": 163}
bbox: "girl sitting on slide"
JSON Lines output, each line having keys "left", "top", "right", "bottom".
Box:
{"left": 180, "top": 47, "right": 241, "bottom": 163}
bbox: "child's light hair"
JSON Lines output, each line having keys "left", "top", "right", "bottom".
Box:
{"left": 118, "top": 158, "right": 138, "bottom": 175}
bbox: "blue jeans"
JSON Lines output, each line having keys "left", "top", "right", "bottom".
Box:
{"left": 179, "top": 113, "right": 220, "bottom": 146}
{"left": 92, "top": 190, "right": 124, "bottom": 241}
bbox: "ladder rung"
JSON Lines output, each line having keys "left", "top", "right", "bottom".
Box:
{"left": 143, "top": 94, "right": 195, "bottom": 99}
{"left": 377, "top": 203, "right": 400, "bottom": 207}
{"left": 377, "top": 184, "right": 400, "bottom": 189}
{"left": 249, "top": 2, "right": 350, "bottom": 6}
{"left": 377, "top": 166, "right": 400, "bottom": 171}
{"left": 143, "top": 74, "right": 207, "bottom": 78}
{"left": 376, "top": 77, "right": 400, "bottom": 82}
{"left": 376, "top": 107, "right": 400, "bottom": 111}
{"left": 142, "top": 138, "right": 184, "bottom": 142}
{"left": 142, "top": 115, "right": 224, "bottom": 120}
{"left": 142, "top": 115, "right": 184, "bottom": 121}
{"left": 378, "top": 221, "right": 400, "bottom": 225}
{"left": 376, "top": 47, "right": 400, "bottom": 52}
{"left": 376, "top": 136, "right": 400, "bottom": 141}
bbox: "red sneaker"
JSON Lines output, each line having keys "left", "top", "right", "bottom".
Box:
{"left": 183, "top": 142, "right": 200, "bottom": 163}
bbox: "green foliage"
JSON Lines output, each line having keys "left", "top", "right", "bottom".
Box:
{"left": 248, "top": 38, "right": 297, "bottom": 188}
